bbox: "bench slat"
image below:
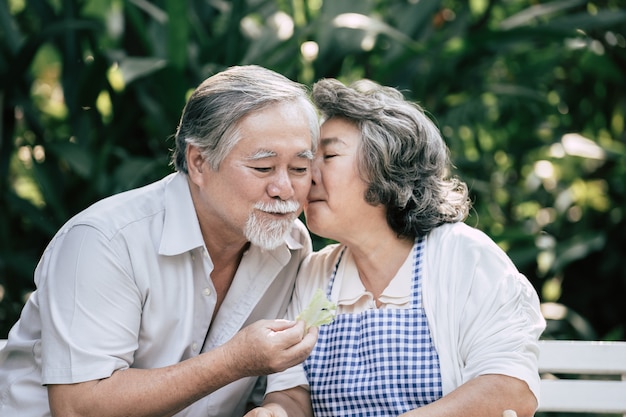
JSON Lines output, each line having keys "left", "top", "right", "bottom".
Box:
{"left": 538, "top": 379, "right": 626, "bottom": 413}
{"left": 538, "top": 340, "right": 626, "bottom": 374}
{"left": 538, "top": 340, "right": 626, "bottom": 415}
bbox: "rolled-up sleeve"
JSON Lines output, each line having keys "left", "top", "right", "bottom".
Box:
{"left": 266, "top": 245, "right": 340, "bottom": 394}
{"left": 39, "top": 224, "right": 141, "bottom": 384}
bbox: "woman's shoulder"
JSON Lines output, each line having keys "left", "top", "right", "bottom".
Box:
{"left": 426, "top": 222, "right": 505, "bottom": 258}
{"left": 428, "top": 222, "right": 490, "bottom": 243}
{"left": 294, "top": 243, "right": 343, "bottom": 307}
{"left": 424, "top": 222, "right": 524, "bottom": 295}
{"left": 301, "top": 242, "right": 343, "bottom": 272}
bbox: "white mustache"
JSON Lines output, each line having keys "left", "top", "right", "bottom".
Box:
{"left": 254, "top": 200, "right": 300, "bottom": 214}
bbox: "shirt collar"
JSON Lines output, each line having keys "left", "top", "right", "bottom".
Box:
{"left": 159, "top": 172, "right": 205, "bottom": 256}
{"left": 336, "top": 246, "right": 413, "bottom": 306}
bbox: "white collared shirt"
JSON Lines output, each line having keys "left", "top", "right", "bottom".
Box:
{"left": 330, "top": 245, "right": 413, "bottom": 313}
{"left": 0, "top": 172, "right": 312, "bottom": 417}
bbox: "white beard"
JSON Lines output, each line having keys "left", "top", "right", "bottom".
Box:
{"left": 244, "top": 200, "right": 300, "bottom": 250}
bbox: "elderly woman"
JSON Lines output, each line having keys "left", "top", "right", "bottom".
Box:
{"left": 247, "top": 78, "right": 545, "bottom": 417}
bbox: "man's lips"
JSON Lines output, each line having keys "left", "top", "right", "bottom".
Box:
{"left": 263, "top": 211, "right": 296, "bottom": 218}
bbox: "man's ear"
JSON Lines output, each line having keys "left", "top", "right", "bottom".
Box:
{"left": 187, "top": 145, "right": 206, "bottom": 184}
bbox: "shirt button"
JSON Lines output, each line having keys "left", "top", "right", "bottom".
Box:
{"left": 203, "top": 287, "right": 211, "bottom": 296}
{"left": 192, "top": 342, "right": 198, "bottom": 351}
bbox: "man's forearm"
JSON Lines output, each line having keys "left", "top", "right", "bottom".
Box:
{"left": 48, "top": 320, "right": 316, "bottom": 417}
{"left": 48, "top": 344, "right": 239, "bottom": 417}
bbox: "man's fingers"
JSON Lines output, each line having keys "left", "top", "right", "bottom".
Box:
{"left": 279, "top": 324, "right": 318, "bottom": 367}
{"left": 266, "top": 319, "right": 298, "bottom": 332}
{"left": 302, "top": 324, "right": 319, "bottom": 344}
{"left": 267, "top": 320, "right": 308, "bottom": 347}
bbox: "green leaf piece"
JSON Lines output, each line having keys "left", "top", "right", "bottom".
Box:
{"left": 296, "top": 288, "right": 337, "bottom": 330}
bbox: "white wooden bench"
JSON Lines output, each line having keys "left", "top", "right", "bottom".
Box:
{"left": 1, "top": 338, "right": 625, "bottom": 414}
{"left": 537, "top": 339, "right": 626, "bottom": 415}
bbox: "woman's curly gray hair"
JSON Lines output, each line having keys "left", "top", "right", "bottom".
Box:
{"left": 312, "top": 78, "right": 470, "bottom": 239}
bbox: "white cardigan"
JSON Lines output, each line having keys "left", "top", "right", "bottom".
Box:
{"left": 267, "top": 222, "right": 546, "bottom": 402}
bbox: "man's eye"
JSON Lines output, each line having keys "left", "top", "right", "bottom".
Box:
{"left": 253, "top": 167, "right": 272, "bottom": 173}
{"left": 291, "top": 167, "right": 309, "bottom": 174}
{"left": 324, "top": 154, "right": 337, "bottom": 160}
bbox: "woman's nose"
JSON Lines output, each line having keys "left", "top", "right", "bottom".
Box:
{"left": 310, "top": 157, "right": 322, "bottom": 186}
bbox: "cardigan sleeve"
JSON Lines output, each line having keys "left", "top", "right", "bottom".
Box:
{"left": 265, "top": 244, "right": 342, "bottom": 394}
{"left": 423, "top": 223, "right": 545, "bottom": 401}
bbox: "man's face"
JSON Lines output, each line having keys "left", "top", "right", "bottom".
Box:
{"left": 188, "top": 101, "right": 314, "bottom": 250}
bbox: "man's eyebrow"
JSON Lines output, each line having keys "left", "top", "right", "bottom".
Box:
{"left": 246, "top": 149, "right": 314, "bottom": 161}
{"left": 298, "top": 150, "right": 314, "bottom": 160}
{"left": 246, "top": 149, "right": 277, "bottom": 161}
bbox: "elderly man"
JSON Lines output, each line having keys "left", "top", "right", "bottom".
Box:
{"left": 0, "top": 65, "right": 320, "bottom": 417}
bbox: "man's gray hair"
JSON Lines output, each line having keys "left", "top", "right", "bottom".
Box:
{"left": 172, "top": 65, "right": 319, "bottom": 173}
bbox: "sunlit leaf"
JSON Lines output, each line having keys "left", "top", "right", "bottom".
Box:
{"left": 46, "top": 142, "right": 93, "bottom": 179}
{"left": 117, "top": 57, "right": 168, "bottom": 85}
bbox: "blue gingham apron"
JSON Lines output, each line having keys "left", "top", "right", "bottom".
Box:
{"left": 303, "top": 238, "right": 442, "bottom": 416}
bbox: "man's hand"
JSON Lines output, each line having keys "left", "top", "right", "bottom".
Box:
{"left": 221, "top": 319, "right": 318, "bottom": 378}
{"left": 244, "top": 405, "right": 288, "bottom": 417}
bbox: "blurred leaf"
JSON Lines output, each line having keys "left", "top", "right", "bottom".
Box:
{"left": 499, "top": 0, "right": 588, "bottom": 30}
{"left": 112, "top": 157, "right": 168, "bottom": 192}
{"left": 29, "top": 157, "right": 67, "bottom": 224}
{"left": 46, "top": 142, "right": 94, "bottom": 179}
{"left": 128, "top": 0, "right": 168, "bottom": 23}
{"left": 118, "top": 57, "right": 168, "bottom": 85}
{"left": 332, "top": 13, "right": 418, "bottom": 48}
{"left": 165, "top": 0, "right": 189, "bottom": 70}
{"left": 546, "top": 9, "right": 626, "bottom": 31}
{"left": 541, "top": 302, "right": 597, "bottom": 340}
{"left": 6, "top": 192, "right": 58, "bottom": 237}
{"left": 7, "top": 19, "right": 101, "bottom": 87}
{"left": 553, "top": 233, "right": 606, "bottom": 273}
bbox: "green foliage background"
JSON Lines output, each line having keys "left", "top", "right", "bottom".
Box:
{"left": 1, "top": 0, "right": 625, "bottom": 353}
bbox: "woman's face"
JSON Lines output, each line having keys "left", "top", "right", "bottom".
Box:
{"left": 305, "top": 117, "right": 383, "bottom": 241}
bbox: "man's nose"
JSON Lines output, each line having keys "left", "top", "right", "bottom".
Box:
{"left": 267, "top": 169, "right": 295, "bottom": 200}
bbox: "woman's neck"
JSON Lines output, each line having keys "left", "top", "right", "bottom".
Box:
{"left": 346, "top": 230, "right": 414, "bottom": 302}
